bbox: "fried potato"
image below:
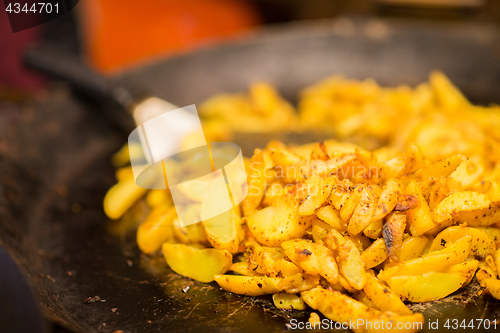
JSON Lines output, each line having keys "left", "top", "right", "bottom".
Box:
{"left": 242, "top": 149, "right": 267, "bottom": 217}
{"left": 429, "top": 226, "right": 495, "bottom": 257}
{"left": 229, "top": 261, "right": 261, "bottom": 276}
{"left": 279, "top": 273, "right": 320, "bottom": 293}
{"left": 137, "top": 206, "right": 176, "bottom": 253}
{"left": 363, "top": 312, "right": 424, "bottom": 333}
{"left": 146, "top": 189, "right": 173, "bottom": 208}
{"left": 373, "top": 179, "right": 404, "bottom": 221}
{"left": 361, "top": 238, "right": 389, "bottom": 269}
{"left": 348, "top": 185, "right": 381, "bottom": 236}
{"left": 413, "top": 155, "right": 465, "bottom": 180}
{"left": 282, "top": 239, "right": 339, "bottom": 284}
{"left": 363, "top": 276, "right": 412, "bottom": 316}
{"left": 298, "top": 175, "right": 336, "bottom": 216}
{"left": 378, "top": 252, "right": 460, "bottom": 281}
{"left": 353, "top": 290, "right": 380, "bottom": 310}
{"left": 383, "top": 212, "right": 407, "bottom": 260}
{"left": 484, "top": 278, "right": 500, "bottom": 300}
{"left": 405, "top": 181, "right": 437, "bottom": 236}
{"left": 316, "top": 205, "right": 347, "bottom": 231}
{"left": 446, "top": 259, "right": 479, "bottom": 286}
{"left": 339, "top": 239, "right": 367, "bottom": 290}
{"left": 107, "top": 72, "right": 500, "bottom": 329}
{"left": 341, "top": 185, "right": 366, "bottom": 222}
{"left": 363, "top": 219, "right": 383, "bottom": 239}
{"left": 399, "top": 236, "right": 430, "bottom": 262}
{"left": 311, "top": 219, "right": 334, "bottom": 246}
{"left": 214, "top": 275, "right": 284, "bottom": 296}
{"left": 247, "top": 201, "right": 312, "bottom": 247}
{"left": 249, "top": 243, "right": 302, "bottom": 277}
{"left": 202, "top": 208, "right": 242, "bottom": 253}
{"left": 454, "top": 203, "right": 500, "bottom": 227}
{"left": 432, "top": 192, "right": 491, "bottom": 226}
{"left": 301, "top": 287, "right": 379, "bottom": 323}
{"left": 163, "top": 244, "right": 232, "bottom": 283}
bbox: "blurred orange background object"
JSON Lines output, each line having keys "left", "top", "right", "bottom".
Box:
{"left": 79, "top": 0, "right": 260, "bottom": 74}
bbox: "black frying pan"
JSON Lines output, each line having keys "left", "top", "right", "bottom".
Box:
{"left": 3, "top": 18, "right": 500, "bottom": 333}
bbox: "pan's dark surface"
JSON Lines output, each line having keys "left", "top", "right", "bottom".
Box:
{"left": 2, "top": 19, "right": 500, "bottom": 333}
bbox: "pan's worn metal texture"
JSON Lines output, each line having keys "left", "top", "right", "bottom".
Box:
{"left": 2, "top": 19, "right": 500, "bottom": 332}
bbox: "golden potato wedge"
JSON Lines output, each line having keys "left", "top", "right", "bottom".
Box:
{"left": 347, "top": 185, "right": 381, "bottom": 236}
{"left": 363, "top": 219, "right": 383, "bottom": 239}
{"left": 104, "top": 175, "right": 149, "bottom": 220}
{"left": 279, "top": 273, "right": 320, "bottom": 293}
{"left": 428, "top": 235, "right": 472, "bottom": 263}
{"left": 454, "top": 203, "right": 500, "bottom": 227}
{"left": 229, "top": 261, "right": 261, "bottom": 277}
{"left": 383, "top": 212, "right": 407, "bottom": 260}
{"left": 163, "top": 244, "right": 232, "bottom": 283}
{"left": 249, "top": 244, "right": 302, "bottom": 277}
{"left": 387, "top": 271, "right": 468, "bottom": 302}
{"left": 413, "top": 154, "right": 465, "bottom": 180}
{"left": 477, "top": 227, "right": 500, "bottom": 247}
{"left": 363, "top": 276, "right": 412, "bottom": 316}
{"left": 270, "top": 147, "right": 302, "bottom": 167}
{"left": 432, "top": 191, "right": 491, "bottom": 226}
{"left": 363, "top": 312, "right": 425, "bottom": 333}
{"left": 484, "top": 278, "right": 500, "bottom": 300}
{"left": 301, "top": 287, "right": 379, "bottom": 324}
{"left": 247, "top": 202, "right": 312, "bottom": 247}
{"left": 496, "top": 248, "right": 500, "bottom": 273}
{"left": 316, "top": 205, "right": 347, "bottom": 231}
{"left": 324, "top": 228, "right": 347, "bottom": 251}
{"left": 202, "top": 208, "right": 241, "bottom": 253}
{"left": 145, "top": 189, "right": 172, "bottom": 208}
{"left": 348, "top": 185, "right": 382, "bottom": 236}
{"left": 213, "top": 275, "right": 284, "bottom": 296}
{"left": 429, "top": 226, "right": 495, "bottom": 257}
{"left": 176, "top": 179, "right": 209, "bottom": 202}
{"left": 361, "top": 238, "right": 389, "bottom": 269}
{"left": 373, "top": 179, "right": 403, "bottom": 221}
{"left": 485, "top": 181, "right": 500, "bottom": 202}
{"left": 446, "top": 259, "right": 479, "bottom": 286}
{"left": 353, "top": 290, "right": 380, "bottom": 310}
{"left": 405, "top": 181, "right": 437, "bottom": 236}
{"left": 272, "top": 293, "right": 306, "bottom": 310}
{"left": 137, "top": 206, "right": 176, "bottom": 254}
{"left": 330, "top": 184, "right": 351, "bottom": 211}
{"left": 339, "top": 239, "right": 367, "bottom": 290}
{"left": 298, "top": 175, "right": 336, "bottom": 216}
{"left": 243, "top": 149, "right": 267, "bottom": 217}
{"left": 378, "top": 156, "right": 407, "bottom": 181}
{"left": 311, "top": 219, "right": 334, "bottom": 246}
{"left": 399, "top": 236, "right": 430, "bottom": 262}
{"left": 282, "top": 239, "right": 339, "bottom": 284}
{"left": 173, "top": 217, "right": 207, "bottom": 245}
{"left": 378, "top": 252, "right": 459, "bottom": 281}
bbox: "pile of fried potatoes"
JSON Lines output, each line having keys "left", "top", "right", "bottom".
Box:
{"left": 104, "top": 72, "right": 500, "bottom": 333}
